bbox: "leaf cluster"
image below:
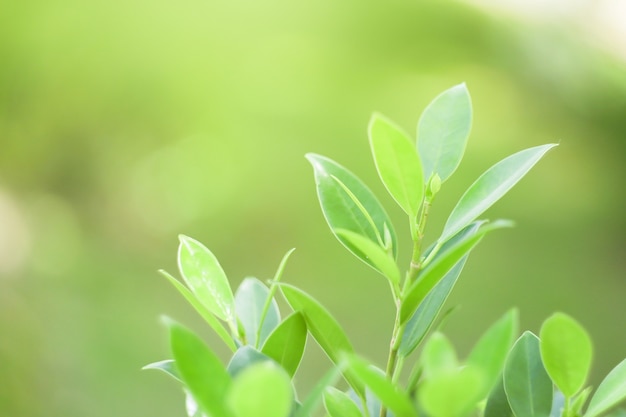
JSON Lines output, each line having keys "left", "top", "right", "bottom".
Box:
{"left": 145, "top": 84, "right": 626, "bottom": 417}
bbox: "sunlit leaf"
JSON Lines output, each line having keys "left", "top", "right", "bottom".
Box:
{"left": 417, "top": 83, "right": 472, "bottom": 183}
{"left": 178, "top": 235, "right": 235, "bottom": 323}
{"left": 324, "top": 387, "right": 363, "bottom": 417}
{"left": 540, "top": 312, "right": 593, "bottom": 397}
{"left": 441, "top": 143, "right": 557, "bottom": 243}
{"left": 467, "top": 309, "right": 518, "bottom": 396}
{"left": 305, "top": 153, "right": 397, "bottom": 262}
{"left": 419, "top": 365, "right": 485, "bottom": 417}
{"left": 235, "top": 277, "right": 280, "bottom": 347}
{"left": 280, "top": 283, "right": 364, "bottom": 396}
{"left": 261, "top": 312, "right": 307, "bottom": 378}
{"left": 503, "top": 331, "right": 553, "bottom": 417}
{"left": 585, "top": 358, "right": 626, "bottom": 417}
{"left": 399, "top": 222, "right": 481, "bottom": 357}
{"left": 400, "top": 220, "right": 513, "bottom": 324}
{"left": 335, "top": 228, "right": 401, "bottom": 285}
{"left": 226, "top": 361, "right": 293, "bottom": 417}
{"left": 160, "top": 270, "right": 237, "bottom": 351}
{"left": 369, "top": 113, "right": 424, "bottom": 218}
{"left": 421, "top": 332, "right": 458, "bottom": 380}
{"left": 167, "top": 318, "right": 233, "bottom": 417}
{"left": 142, "top": 359, "right": 181, "bottom": 383}
{"left": 346, "top": 354, "right": 417, "bottom": 417}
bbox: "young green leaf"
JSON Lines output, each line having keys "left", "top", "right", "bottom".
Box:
{"left": 160, "top": 270, "right": 236, "bottom": 351}
{"left": 305, "top": 153, "right": 398, "bottom": 260}
{"left": 280, "top": 283, "right": 364, "bottom": 396}
{"left": 178, "top": 235, "right": 235, "bottom": 323}
{"left": 467, "top": 309, "right": 519, "bottom": 396}
{"left": 585, "top": 358, "right": 626, "bottom": 417}
{"left": 540, "top": 312, "right": 593, "bottom": 397}
{"left": 419, "top": 365, "right": 485, "bottom": 417}
{"left": 503, "top": 331, "right": 553, "bottom": 417}
{"left": 571, "top": 387, "right": 592, "bottom": 416}
{"left": 346, "top": 354, "right": 417, "bottom": 417}
{"left": 484, "top": 375, "right": 515, "bottom": 417}
{"left": 235, "top": 277, "right": 280, "bottom": 348}
{"left": 142, "top": 359, "right": 182, "bottom": 383}
{"left": 399, "top": 222, "right": 482, "bottom": 357}
{"left": 261, "top": 312, "right": 307, "bottom": 378}
{"left": 324, "top": 387, "right": 363, "bottom": 417}
{"left": 400, "top": 220, "right": 513, "bottom": 324}
{"left": 226, "top": 361, "right": 293, "bottom": 417}
{"left": 226, "top": 346, "right": 273, "bottom": 378}
{"left": 335, "top": 228, "right": 401, "bottom": 286}
{"left": 417, "top": 83, "right": 472, "bottom": 183}
{"left": 440, "top": 143, "right": 557, "bottom": 243}
{"left": 421, "top": 332, "right": 459, "bottom": 379}
{"left": 167, "top": 318, "right": 233, "bottom": 417}
{"left": 369, "top": 113, "right": 424, "bottom": 218}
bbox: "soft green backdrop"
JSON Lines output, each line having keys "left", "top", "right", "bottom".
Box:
{"left": 1, "top": 0, "right": 625, "bottom": 416}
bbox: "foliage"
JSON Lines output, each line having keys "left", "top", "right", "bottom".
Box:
{"left": 145, "top": 84, "right": 626, "bottom": 417}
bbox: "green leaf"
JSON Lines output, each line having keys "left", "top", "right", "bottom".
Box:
{"left": 235, "top": 277, "right": 280, "bottom": 347}
{"left": 467, "top": 309, "right": 519, "bottom": 397}
{"left": 421, "top": 332, "right": 458, "bottom": 379}
{"left": 335, "top": 228, "right": 401, "bottom": 286}
{"left": 585, "top": 358, "right": 626, "bottom": 417}
{"left": 142, "top": 359, "right": 182, "bottom": 383}
{"left": 540, "top": 312, "right": 593, "bottom": 397}
{"left": 280, "top": 283, "right": 364, "bottom": 396}
{"left": 324, "top": 387, "right": 363, "bottom": 417}
{"left": 417, "top": 83, "right": 472, "bottom": 183}
{"left": 419, "top": 365, "right": 485, "bottom": 417}
{"left": 305, "top": 153, "right": 397, "bottom": 262}
{"left": 400, "top": 220, "right": 513, "bottom": 324}
{"left": 346, "top": 354, "right": 417, "bottom": 417}
{"left": 484, "top": 375, "right": 514, "bottom": 417}
{"left": 226, "top": 361, "right": 293, "bottom": 417}
{"left": 261, "top": 312, "right": 307, "bottom": 378}
{"left": 295, "top": 363, "right": 346, "bottom": 417}
{"left": 440, "top": 143, "right": 557, "bottom": 242}
{"left": 399, "top": 222, "right": 482, "bottom": 357}
{"left": 167, "top": 318, "right": 233, "bottom": 417}
{"left": 160, "top": 270, "right": 236, "bottom": 351}
{"left": 178, "top": 235, "right": 235, "bottom": 323}
{"left": 503, "top": 331, "right": 553, "bottom": 417}
{"left": 551, "top": 390, "right": 566, "bottom": 417}
{"left": 227, "top": 346, "right": 272, "bottom": 378}
{"left": 369, "top": 113, "right": 424, "bottom": 218}
{"left": 571, "top": 387, "right": 592, "bottom": 416}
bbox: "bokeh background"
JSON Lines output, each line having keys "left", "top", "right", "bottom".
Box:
{"left": 1, "top": 0, "right": 625, "bottom": 416}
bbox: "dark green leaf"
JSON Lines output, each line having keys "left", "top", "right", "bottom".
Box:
{"left": 417, "top": 83, "right": 472, "bottom": 183}
{"left": 178, "top": 235, "right": 235, "bottom": 323}
{"left": 168, "top": 319, "right": 233, "bottom": 417}
{"left": 441, "top": 144, "right": 557, "bottom": 242}
{"left": 369, "top": 113, "right": 424, "bottom": 218}
{"left": 235, "top": 277, "right": 280, "bottom": 347}
{"left": 484, "top": 375, "right": 514, "bottom": 417}
{"left": 305, "top": 153, "right": 397, "bottom": 262}
{"left": 503, "top": 332, "right": 553, "bottom": 417}
{"left": 261, "top": 312, "right": 307, "bottom": 378}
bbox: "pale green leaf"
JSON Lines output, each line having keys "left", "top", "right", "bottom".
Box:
{"left": 540, "top": 312, "right": 593, "bottom": 397}
{"left": 324, "top": 387, "right": 363, "bottom": 417}
{"left": 178, "top": 235, "right": 235, "bottom": 323}
{"left": 142, "top": 359, "right": 181, "bottom": 383}
{"left": 235, "top": 277, "right": 280, "bottom": 347}
{"left": 503, "top": 331, "right": 553, "bottom": 417}
{"left": 441, "top": 144, "right": 557, "bottom": 242}
{"left": 585, "top": 358, "right": 626, "bottom": 417}
{"left": 335, "top": 228, "right": 401, "bottom": 285}
{"left": 226, "top": 362, "right": 293, "bottom": 417}
{"left": 369, "top": 113, "right": 424, "bottom": 218}
{"left": 421, "top": 332, "right": 458, "bottom": 380}
{"left": 295, "top": 364, "right": 346, "bottom": 417}
{"left": 417, "top": 83, "right": 472, "bottom": 182}
{"left": 261, "top": 312, "right": 307, "bottom": 378}
{"left": 226, "top": 346, "right": 272, "bottom": 378}
{"left": 305, "top": 153, "right": 397, "bottom": 262}
{"left": 419, "top": 366, "right": 485, "bottom": 417}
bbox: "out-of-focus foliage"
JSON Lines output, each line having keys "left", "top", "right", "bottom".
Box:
{"left": 0, "top": 0, "right": 624, "bottom": 416}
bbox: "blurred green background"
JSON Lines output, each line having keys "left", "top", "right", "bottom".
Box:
{"left": 1, "top": 0, "right": 625, "bottom": 415}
